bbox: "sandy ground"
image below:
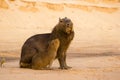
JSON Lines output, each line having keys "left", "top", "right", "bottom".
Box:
{"left": 0, "top": 0, "right": 120, "bottom": 54}
{"left": 0, "top": 55, "right": 120, "bottom": 80}
{"left": 0, "top": 0, "right": 120, "bottom": 80}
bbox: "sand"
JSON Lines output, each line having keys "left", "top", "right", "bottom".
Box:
{"left": 0, "top": 0, "right": 120, "bottom": 80}
{"left": 0, "top": 55, "right": 120, "bottom": 80}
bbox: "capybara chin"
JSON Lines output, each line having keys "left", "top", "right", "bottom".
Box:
{"left": 20, "top": 17, "right": 74, "bottom": 69}
{"left": 32, "top": 39, "right": 60, "bottom": 70}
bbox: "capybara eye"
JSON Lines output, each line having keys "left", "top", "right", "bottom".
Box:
{"left": 60, "top": 20, "right": 63, "bottom": 23}
{"left": 67, "top": 24, "right": 69, "bottom": 26}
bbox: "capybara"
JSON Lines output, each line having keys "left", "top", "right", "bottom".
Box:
{"left": 20, "top": 17, "right": 74, "bottom": 69}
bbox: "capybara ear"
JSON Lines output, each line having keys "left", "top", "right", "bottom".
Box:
{"left": 59, "top": 18, "right": 62, "bottom": 22}
{"left": 64, "top": 17, "right": 67, "bottom": 19}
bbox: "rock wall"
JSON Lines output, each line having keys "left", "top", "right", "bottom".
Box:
{"left": 0, "top": 0, "right": 120, "bottom": 12}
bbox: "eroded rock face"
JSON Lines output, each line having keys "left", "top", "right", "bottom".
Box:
{"left": 0, "top": 0, "right": 9, "bottom": 9}
{"left": 85, "top": 0, "right": 120, "bottom": 3}
{"left": 0, "top": 0, "right": 119, "bottom": 12}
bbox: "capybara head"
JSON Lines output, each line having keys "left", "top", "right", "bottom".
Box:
{"left": 58, "top": 17, "right": 73, "bottom": 34}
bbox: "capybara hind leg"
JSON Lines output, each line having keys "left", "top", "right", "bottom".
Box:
{"left": 47, "top": 59, "right": 54, "bottom": 69}
{"left": 20, "top": 62, "right": 31, "bottom": 68}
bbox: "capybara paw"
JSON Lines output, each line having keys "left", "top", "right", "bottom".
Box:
{"left": 59, "top": 66, "right": 72, "bottom": 70}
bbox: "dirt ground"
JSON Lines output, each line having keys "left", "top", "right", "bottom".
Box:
{"left": 0, "top": 54, "right": 120, "bottom": 80}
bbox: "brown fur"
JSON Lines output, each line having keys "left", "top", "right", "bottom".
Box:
{"left": 32, "top": 39, "right": 60, "bottom": 70}
{"left": 20, "top": 17, "right": 74, "bottom": 69}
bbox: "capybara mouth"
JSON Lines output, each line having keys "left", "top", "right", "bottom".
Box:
{"left": 66, "top": 27, "right": 73, "bottom": 34}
